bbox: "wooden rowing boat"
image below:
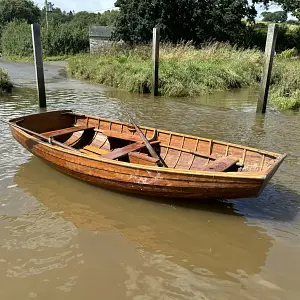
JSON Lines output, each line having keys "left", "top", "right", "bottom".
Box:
{"left": 9, "top": 110, "right": 286, "bottom": 200}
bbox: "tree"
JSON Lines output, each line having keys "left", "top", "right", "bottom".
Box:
{"left": 254, "top": 0, "right": 300, "bottom": 20}
{"left": 101, "top": 10, "right": 119, "bottom": 26}
{"left": 261, "top": 11, "right": 288, "bottom": 22}
{"left": 0, "top": 0, "right": 40, "bottom": 24}
{"left": 40, "top": 7, "right": 74, "bottom": 25}
{"left": 70, "top": 11, "right": 103, "bottom": 28}
{"left": 114, "top": 0, "right": 256, "bottom": 45}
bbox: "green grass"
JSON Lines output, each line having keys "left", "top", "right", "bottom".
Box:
{"left": 0, "top": 68, "right": 13, "bottom": 93}
{"left": 270, "top": 59, "right": 300, "bottom": 111}
{"left": 68, "top": 43, "right": 300, "bottom": 111}
{"left": 67, "top": 43, "right": 263, "bottom": 97}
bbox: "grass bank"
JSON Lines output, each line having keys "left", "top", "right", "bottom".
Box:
{"left": 66, "top": 43, "right": 300, "bottom": 111}
{"left": 270, "top": 54, "right": 300, "bottom": 111}
{"left": 0, "top": 68, "right": 13, "bottom": 93}
{"left": 67, "top": 43, "right": 263, "bottom": 97}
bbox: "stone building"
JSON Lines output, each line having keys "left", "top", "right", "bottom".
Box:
{"left": 89, "top": 26, "right": 114, "bottom": 53}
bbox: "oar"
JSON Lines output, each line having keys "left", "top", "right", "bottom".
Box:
{"left": 126, "top": 114, "right": 168, "bottom": 168}
{"left": 1, "top": 119, "right": 79, "bottom": 152}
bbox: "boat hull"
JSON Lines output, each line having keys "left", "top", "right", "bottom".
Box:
{"left": 11, "top": 126, "right": 266, "bottom": 200}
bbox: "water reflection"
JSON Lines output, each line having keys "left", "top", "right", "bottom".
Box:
{"left": 15, "top": 157, "right": 273, "bottom": 280}
{"left": 230, "top": 184, "right": 300, "bottom": 222}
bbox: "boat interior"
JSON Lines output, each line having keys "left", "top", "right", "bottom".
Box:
{"left": 12, "top": 110, "right": 281, "bottom": 173}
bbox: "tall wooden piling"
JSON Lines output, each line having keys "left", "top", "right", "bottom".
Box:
{"left": 31, "top": 24, "right": 46, "bottom": 108}
{"left": 256, "top": 24, "right": 278, "bottom": 114}
{"left": 152, "top": 27, "right": 160, "bottom": 96}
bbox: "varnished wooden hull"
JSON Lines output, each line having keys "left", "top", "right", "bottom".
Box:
{"left": 9, "top": 110, "right": 286, "bottom": 200}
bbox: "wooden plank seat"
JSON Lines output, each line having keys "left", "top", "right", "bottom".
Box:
{"left": 200, "top": 156, "right": 239, "bottom": 172}
{"left": 43, "top": 126, "right": 95, "bottom": 138}
{"left": 101, "top": 141, "right": 160, "bottom": 161}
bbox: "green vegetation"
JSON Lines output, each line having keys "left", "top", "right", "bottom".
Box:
{"left": 0, "top": 68, "right": 13, "bottom": 93}
{"left": 261, "top": 11, "right": 288, "bottom": 23}
{"left": 67, "top": 44, "right": 263, "bottom": 97}
{"left": 114, "top": 0, "right": 256, "bottom": 45}
{"left": 270, "top": 58, "right": 300, "bottom": 111}
{"left": 0, "top": 0, "right": 299, "bottom": 110}
{"left": 2, "top": 21, "right": 32, "bottom": 57}
{"left": 67, "top": 44, "right": 300, "bottom": 111}
{"left": 0, "top": 0, "right": 40, "bottom": 25}
{"left": 0, "top": 0, "right": 118, "bottom": 56}
{"left": 254, "top": 0, "right": 300, "bottom": 20}
{"left": 1, "top": 20, "right": 89, "bottom": 58}
{"left": 246, "top": 23, "right": 300, "bottom": 53}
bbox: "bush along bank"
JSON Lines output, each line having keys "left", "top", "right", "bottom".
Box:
{"left": 67, "top": 43, "right": 300, "bottom": 111}
{"left": 270, "top": 53, "right": 300, "bottom": 111}
{"left": 67, "top": 43, "right": 263, "bottom": 97}
{"left": 0, "top": 68, "right": 13, "bottom": 93}
{"left": 1, "top": 20, "right": 89, "bottom": 59}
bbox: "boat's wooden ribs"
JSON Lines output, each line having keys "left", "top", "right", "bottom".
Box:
{"left": 94, "top": 129, "right": 142, "bottom": 143}
{"left": 161, "top": 144, "right": 216, "bottom": 160}
{"left": 225, "top": 145, "right": 230, "bottom": 156}
{"left": 260, "top": 154, "right": 266, "bottom": 171}
{"left": 188, "top": 139, "right": 200, "bottom": 170}
{"left": 71, "top": 113, "right": 281, "bottom": 173}
{"left": 173, "top": 136, "right": 185, "bottom": 169}
{"left": 128, "top": 152, "right": 159, "bottom": 166}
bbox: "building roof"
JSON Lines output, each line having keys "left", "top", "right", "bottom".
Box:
{"left": 89, "top": 26, "right": 114, "bottom": 38}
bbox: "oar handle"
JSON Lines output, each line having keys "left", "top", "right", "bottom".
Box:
{"left": 127, "top": 114, "right": 168, "bottom": 168}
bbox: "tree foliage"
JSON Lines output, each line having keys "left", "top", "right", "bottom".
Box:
{"left": 40, "top": 7, "right": 74, "bottom": 25}
{"left": 0, "top": 1, "right": 119, "bottom": 56}
{"left": 255, "top": 0, "right": 300, "bottom": 20}
{"left": 114, "top": 0, "right": 256, "bottom": 44}
{"left": 0, "top": 0, "right": 40, "bottom": 24}
{"left": 261, "top": 11, "right": 288, "bottom": 22}
{"left": 101, "top": 10, "right": 119, "bottom": 26}
{"left": 41, "top": 8, "right": 118, "bottom": 28}
{"left": 1, "top": 20, "right": 89, "bottom": 57}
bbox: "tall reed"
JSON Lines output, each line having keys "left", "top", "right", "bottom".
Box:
{"left": 67, "top": 43, "right": 263, "bottom": 97}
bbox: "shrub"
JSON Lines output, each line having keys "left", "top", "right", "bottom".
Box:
{"left": 1, "top": 21, "right": 32, "bottom": 57}
{"left": 242, "top": 23, "right": 300, "bottom": 53}
{"left": 67, "top": 43, "right": 263, "bottom": 97}
{"left": 0, "top": 68, "right": 13, "bottom": 92}
{"left": 1, "top": 20, "right": 89, "bottom": 58}
{"left": 271, "top": 61, "right": 300, "bottom": 111}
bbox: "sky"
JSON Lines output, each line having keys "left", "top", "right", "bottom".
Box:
{"left": 34, "top": 0, "right": 116, "bottom": 13}
{"left": 34, "top": 0, "right": 281, "bottom": 17}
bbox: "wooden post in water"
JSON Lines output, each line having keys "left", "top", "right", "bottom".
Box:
{"left": 256, "top": 24, "right": 278, "bottom": 114}
{"left": 152, "top": 26, "right": 160, "bottom": 96}
{"left": 31, "top": 23, "right": 46, "bottom": 108}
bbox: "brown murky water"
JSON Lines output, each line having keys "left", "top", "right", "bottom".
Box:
{"left": 0, "top": 60, "right": 300, "bottom": 299}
